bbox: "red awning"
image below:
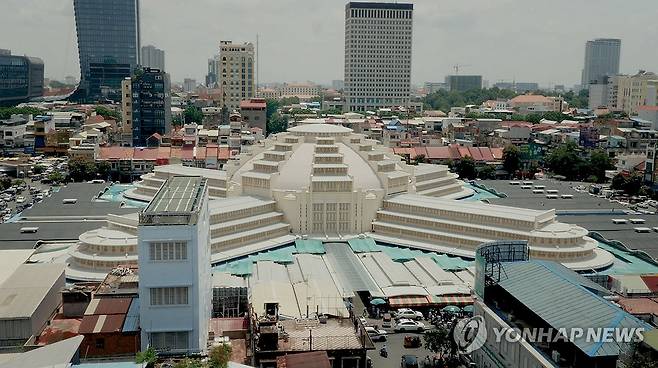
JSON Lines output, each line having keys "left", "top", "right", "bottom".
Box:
{"left": 431, "top": 295, "right": 474, "bottom": 306}
{"left": 388, "top": 296, "right": 430, "bottom": 308}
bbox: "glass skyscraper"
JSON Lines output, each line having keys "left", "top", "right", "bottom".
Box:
{"left": 0, "top": 50, "right": 44, "bottom": 106}
{"left": 72, "top": 0, "right": 140, "bottom": 102}
{"left": 581, "top": 38, "right": 621, "bottom": 88}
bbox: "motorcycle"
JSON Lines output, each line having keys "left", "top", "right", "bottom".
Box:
{"left": 379, "top": 347, "right": 388, "bottom": 358}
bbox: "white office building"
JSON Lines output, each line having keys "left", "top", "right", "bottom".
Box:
{"left": 219, "top": 41, "right": 255, "bottom": 111}
{"left": 141, "top": 45, "right": 165, "bottom": 71}
{"left": 343, "top": 2, "right": 413, "bottom": 112}
{"left": 138, "top": 176, "right": 211, "bottom": 354}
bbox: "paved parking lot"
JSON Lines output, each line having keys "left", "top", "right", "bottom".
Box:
{"left": 474, "top": 179, "right": 658, "bottom": 259}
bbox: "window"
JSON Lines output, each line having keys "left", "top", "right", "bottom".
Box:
{"left": 150, "top": 331, "right": 189, "bottom": 351}
{"left": 95, "top": 338, "right": 105, "bottom": 349}
{"left": 149, "top": 241, "right": 187, "bottom": 261}
{"left": 150, "top": 287, "right": 189, "bottom": 305}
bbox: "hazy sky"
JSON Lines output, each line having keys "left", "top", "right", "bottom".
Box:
{"left": 2, "top": 0, "right": 657, "bottom": 87}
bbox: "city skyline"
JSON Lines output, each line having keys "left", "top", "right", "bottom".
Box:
{"left": 1, "top": 0, "right": 657, "bottom": 87}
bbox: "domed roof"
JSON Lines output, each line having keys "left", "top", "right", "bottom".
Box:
{"left": 287, "top": 123, "right": 352, "bottom": 135}
{"left": 271, "top": 142, "right": 383, "bottom": 191}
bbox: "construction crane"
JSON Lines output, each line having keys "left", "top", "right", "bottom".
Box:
{"left": 453, "top": 64, "right": 471, "bottom": 75}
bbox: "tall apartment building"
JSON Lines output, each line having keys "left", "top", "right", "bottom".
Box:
{"left": 219, "top": 41, "right": 255, "bottom": 111}
{"left": 445, "top": 75, "right": 483, "bottom": 92}
{"left": 120, "top": 78, "right": 133, "bottom": 146}
{"left": 581, "top": 38, "right": 621, "bottom": 88}
{"left": 138, "top": 176, "right": 211, "bottom": 355}
{"left": 0, "top": 50, "right": 44, "bottom": 106}
{"left": 72, "top": 0, "right": 140, "bottom": 102}
{"left": 126, "top": 67, "right": 172, "bottom": 146}
{"left": 607, "top": 71, "right": 658, "bottom": 115}
{"left": 141, "top": 45, "right": 165, "bottom": 71}
{"left": 343, "top": 2, "right": 413, "bottom": 112}
{"left": 183, "top": 78, "right": 196, "bottom": 93}
{"left": 206, "top": 55, "right": 220, "bottom": 88}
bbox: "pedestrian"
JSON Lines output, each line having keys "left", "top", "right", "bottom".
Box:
{"left": 363, "top": 307, "right": 367, "bottom": 318}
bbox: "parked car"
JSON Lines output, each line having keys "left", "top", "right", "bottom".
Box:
{"left": 401, "top": 355, "right": 419, "bottom": 368}
{"left": 395, "top": 308, "right": 424, "bottom": 320}
{"left": 365, "top": 326, "right": 388, "bottom": 342}
{"left": 16, "top": 196, "right": 25, "bottom": 204}
{"left": 394, "top": 319, "right": 426, "bottom": 332}
{"left": 2, "top": 214, "right": 12, "bottom": 222}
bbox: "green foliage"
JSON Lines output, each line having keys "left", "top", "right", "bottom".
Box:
{"left": 423, "top": 87, "right": 517, "bottom": 112}
{"left": 610, "top": 173, "right": 645, "bottom": 196}
{"left": 94, "top": 106, "right": 121, "bottom": 121}
{"left": 172, "top": 115, "right": 183, "bottom": 127}
{"left": 96, "top": 161, "right": 112, "bottom": 180}
{"left": 588, "top": 149, "right": 614, "bottom": 183}
{"left": 265, "top": 99, "right": 280, "bottom": 120}
{"left": 477, "top": 164, "right": 496, "bottom": 179}
{"left": 454, "top": 156, "right": 477, "bottom": 180}
{"left": 0, "top": 177, "right": 12, "bottom": 190}
{"left": 319, "top": 108, "right": 343, "bottom": 116}
{"left": 208, "top": 343, "right": 232, "bottom": 368}
{"left": 135, "top": 346, "right": 157, "bottom": 365}
{"left": 423, "top": 328, "right": 452, "bottom": 355}
{"left": 279, "top": 96, "right": 300, "bottom": 106}
{"left": 502, "top": 145, "right": 521, "bottom": 176}
{"left": 12, "top": 179, "right": 25, "bottom": 187}
{"left": 267, "top": 113, "right": 288, "bottom": 136}
{"left": 546, "top": 141, "right": 584, "bottom": 181}
{"left": 183, "top": 106, "right": 204, "bottom": 124}
{"left": 0, "top": 107, "right": 43, "bottom": 119}
{"left": 68, "top": 156, "right": 98, "bottom": 182}
{"left": 32, "top": 165, "right": 46, "bottom": 175}
{"left": 173, "top": 358, "right": 205, "bottom": 368}
{"left": 48, "top": 171, "right": 65, "bottom": 183}
{"left": 546, "top": 143, "right": 613, "bottom": 182}
{"left": 413, "top": 154, "right": 428, "bottom": 164}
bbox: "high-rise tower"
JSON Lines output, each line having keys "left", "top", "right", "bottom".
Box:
{"left": 343, "top": 2, "right": 413, "bottom": 112}
{"left": 581, "top": 38, "right": 621, "bottom": 88}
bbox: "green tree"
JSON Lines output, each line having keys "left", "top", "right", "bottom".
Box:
{"left": 94, "top": 106, "right": 121, "bottom": 121}
{"left": 454, "top": 156, "right": 477, "bottom": 180}
{"left": 265, "top": 99, "right": 280, "bottom": 121}
{"left": 502, "top": 145, "right": 521, "bottom": 177}
{"left": 413, "top": 154, "right": 428, "bottom": 164}
{"left": 68, "top": 156, "right": 98, "bottom": 182}
{"left": 208, "top": 343, "right": 232, "bottom": 368}
{"left": 0, "top": 177, "right": 12, "bottom": 190}
{"left": 48, "top": 171, "right": 65, "bottom": 183}
{"left": 32, "top": 165, "right": 46, "bottom": 174}
{"left": 546, "top": 141, "right": 584, "bottom": 180}
{"left": 0, "top": 106, "right": 43, "bottom": 119}
{"left": 588, "top": 150, "right": 613, "bottom": 183}
{"left": 96, "top": 161, "right": 112, "bottom": 180}
{"left": 135, "top": 346, "right": 157, "bottom": 367}
{"left": 478, "top": 164, "right": 496, "bottom": 179}
{"left": 423, "top": 328, "right": 452, "bottom": 356}
{"left": 266, "top": 113, "right": 288, "bottom": 135}
{"left": 183, "top": 106, "right": 204, "bottom": 124}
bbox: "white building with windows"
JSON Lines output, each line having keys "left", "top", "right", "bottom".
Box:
{"left": 138, "top": 176, "right": 211, "bottom": 355}
{"left": 343, "top": 2, "right": 413, "bottom": 112}
{"left": 219, "top": 40, "right": 255, "bottom": 111}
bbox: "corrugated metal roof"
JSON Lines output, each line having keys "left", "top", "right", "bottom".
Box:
{"left": 323, "top": 243, "right": 384, "bottom": 298}
{"left": 122, "top": 298, "right": 140, "bottom": 332}
{"left": 0, "top": 263, "right": 64, "bottom": 319}
{"left": 85, "top": 297, "right": 132, "bottom": 316}
{"left": 497, "top": 261, "right": 649, "bottom": 357}
{"left": 79, "top": 314, "right": 126, "bottom": 334}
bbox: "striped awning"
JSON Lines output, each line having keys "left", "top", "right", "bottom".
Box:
{"left": 431, "top": 295, "right": 474, "bottom": 306}
{"left": 389, "top": 296, "right": 431, "bottom": 308}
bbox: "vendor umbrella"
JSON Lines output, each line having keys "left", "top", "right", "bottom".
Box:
{"left": 462, "top": 305, "right": 474, "bottom": 313}
{"left": 370, "top": 298, "right": 386, "bottom": 306}
{"left": 442, "top": 305, "right": 461, "bottom": 314}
